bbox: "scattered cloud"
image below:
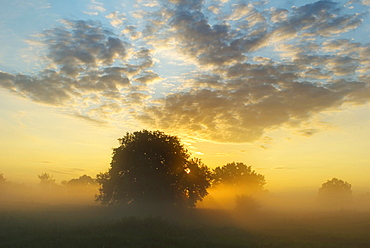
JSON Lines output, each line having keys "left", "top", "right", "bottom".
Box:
{"left": 83, "top": 11, "right": 99, "bottom": 16}
{"left": 106, "top": 11, "right": 126, "bottom": 27}
{"left": 89, "top": 0, "right": 106, "bottom": 12}
{"left": 1, "top": 1, "right": 370, "bottom": 143}
{"left": 0, "top": 19, "right": 155, "bottom": 121}
{"left": 140, "top": 0, "right": 159, "bottom": 8}
{"left": 136, "top": 0, "right": 370, "bottom": 142}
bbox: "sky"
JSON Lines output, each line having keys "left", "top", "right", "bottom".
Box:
{"left": 0, "top": 0, "right": 370, "bottom": 192}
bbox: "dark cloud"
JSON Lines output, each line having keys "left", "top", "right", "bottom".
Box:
{"left": 0, "top": 19, "right": 155, "bottom": 121}
{"left": 0, "top": 70, "right": 72, "bottom": 105}
{"left": 44, "top": 20, "right": 127, "bottom": 71}
{"left": 138, "top": 76, "right": 363, "bottom": 142}
{"left": 134, "top": 70, "right": 161, "bottom": 84}
{"left": 165, "top": 1, "right": 247, "bottom": 66}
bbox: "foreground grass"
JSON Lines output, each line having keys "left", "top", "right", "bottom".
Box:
{"left": 0, "top": 210, "right": 260, "bottom": 248}
{"left": 1, "top": 206, "right": 370, "bottom": 248}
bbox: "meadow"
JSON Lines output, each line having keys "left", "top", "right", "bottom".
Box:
{"left": 1, "top": 204, "right": 370, "bottom": 248}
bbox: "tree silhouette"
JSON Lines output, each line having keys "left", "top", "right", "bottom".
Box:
{"left": 62, "top": 174, "right": 97, "bottom": 187}
{"left": 38, "top": 173, "right": 56, "bottom": 187}
{"left": 213, "top": 162, "right": 266, "bottom": 192}
{"left": 62, "top": 174, "right": 98, "bottom": 195}
{"left": 61, "top": 174, "right": 98, "bottom": 203}
{"left": 96, "top": 130, "right": 212, "bottom": 208}
{"left": 0, "top": 173, "right": 5, "bottom": 184}
{"left": 318, "top": 178, "right": 352, "bottom": 210}
{"left": 234, "top": 194, "right": 261, "bottom": 214}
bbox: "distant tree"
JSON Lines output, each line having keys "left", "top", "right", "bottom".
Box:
{"left": 0, "top": 173, "right": 6, "bottom": 184}
{"left": 212, "top": 162, "right": 266, "bottom": 192}
{"left": 61, "top": 175, "right": 98, "bottom": 203}
{"left": 318, "top": 178, "right": 352, "bottom": 210}
{"left": 38, "top": 173, "right": 56, "bottom": 187}
{"left": 96, "top": 130, "right": 212, "bottom": 208}
{"left": 234, "top": 194, "right": 261, "bottom": 214}
{"left": 62, "top": 174, "right": 97, "bottom": 187}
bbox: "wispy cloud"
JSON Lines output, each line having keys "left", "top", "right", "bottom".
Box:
{"left": 83, "top": 11, "right": 99, "bottom": 16}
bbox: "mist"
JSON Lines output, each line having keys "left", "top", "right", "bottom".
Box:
{"left": 0, "top": 177, "right": 98, "bottom": 210}
{"left": 1, "top": 175, "right": 370, "bottom": 247}
{"left": 2, "top": 174, "right": 370, "bottom": 213}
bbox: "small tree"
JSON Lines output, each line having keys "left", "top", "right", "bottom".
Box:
{"left": 96, "top": 130, "right": 212, "bottom": 208}
{"left": 318, "top": 178, "right": 352, "bottom": 210}
{"left": 0, "top": 173, "right": 6, "bottom": 184}
{"left": 213, "top": 162, "right": 266, "bottom": 193}
{"left": 62, "top": 174, "right": 97, "bottom": 187}
{"left": 38, "top": 173, "right": 56, "bottom": 187}
{"left": 207, "top": 162, "right": 266, "bottom": 210}
{"left": 61, "top": 174, "right": 99, "bottom": 203}
{"left": 235, "top": 194, "right": 261, "bottom": 213}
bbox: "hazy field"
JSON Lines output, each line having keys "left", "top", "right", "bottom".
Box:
{"left": 1, "top": 203, "right": 370, "bottom": 248}
{"left": 1, "top": 182, "right": 370, "bottom": 248}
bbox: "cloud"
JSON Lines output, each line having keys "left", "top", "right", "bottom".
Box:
{"left": 0, "top": 19, "right": 156, "bottom": 122}
{"left": 49, "top": 169, "right": 75, "bottom": 175}
{"left": 89, "top": 0, "right": 106, "bottom": 12}
{"left": 72, "top": 112, "right": 108, "bottom": 125}
{"left": 83, "top": 11, "right": 99, "bottom": 16}
{"left": 138, "top": 75, "right": 365, "bottom": 142}
{"left": 134, "top": 70, "right": 161, "bottom": 84}
{"left": 1, "top": 20, "right": 129, "bottom": 105}
{"left": 135, "top": 0, "right": 370, "bottom": 142}
{"left": 48, "top": 167, "right": 88, "bottom": 176}
{"left": 298, "top": 129, "right": 320, "bottom": 137}
{"left": 126, "top": 92, "right": 151, "bottom": 105}
{"left": 270, "top": 8, "right": 289, "bottom": 23}
{"left": 0, "top": 71, "right": 72, "bottom": 105}
{"left": 207, "top": 5, "right": 221, "bottom": 15}
{"left": 1, "top": 1, "right": 370, "bottom": 143}
{"left": 106, "top": 11, "right": 126, "bottom": 27}
{"left": 139, "top": 0, "right": 159, "bottom": 7}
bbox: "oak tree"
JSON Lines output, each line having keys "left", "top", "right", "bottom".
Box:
{"left": 96, "top": 130, "right": 212, "bottom": 208}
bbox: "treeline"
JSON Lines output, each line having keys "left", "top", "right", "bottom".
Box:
{"left": 93, "top": 130, "right": 370, "bottom": 212}
{"left": 0, "top": 173, "right": 99, "bottom": 207}
{"left": 1, "top": 130, "right": 370, "bottom": 211}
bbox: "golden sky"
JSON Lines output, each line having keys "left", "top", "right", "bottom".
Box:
{"left": 0, "top": 0, "right": 370, "bottom": 192}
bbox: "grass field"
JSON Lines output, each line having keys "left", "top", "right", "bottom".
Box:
{"left": 1, "top": 205, "right": 370, "bottom": 248}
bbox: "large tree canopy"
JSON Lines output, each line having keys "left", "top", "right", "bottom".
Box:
{"left": 96, "top": 130, "right": 212, "bottom": 208}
